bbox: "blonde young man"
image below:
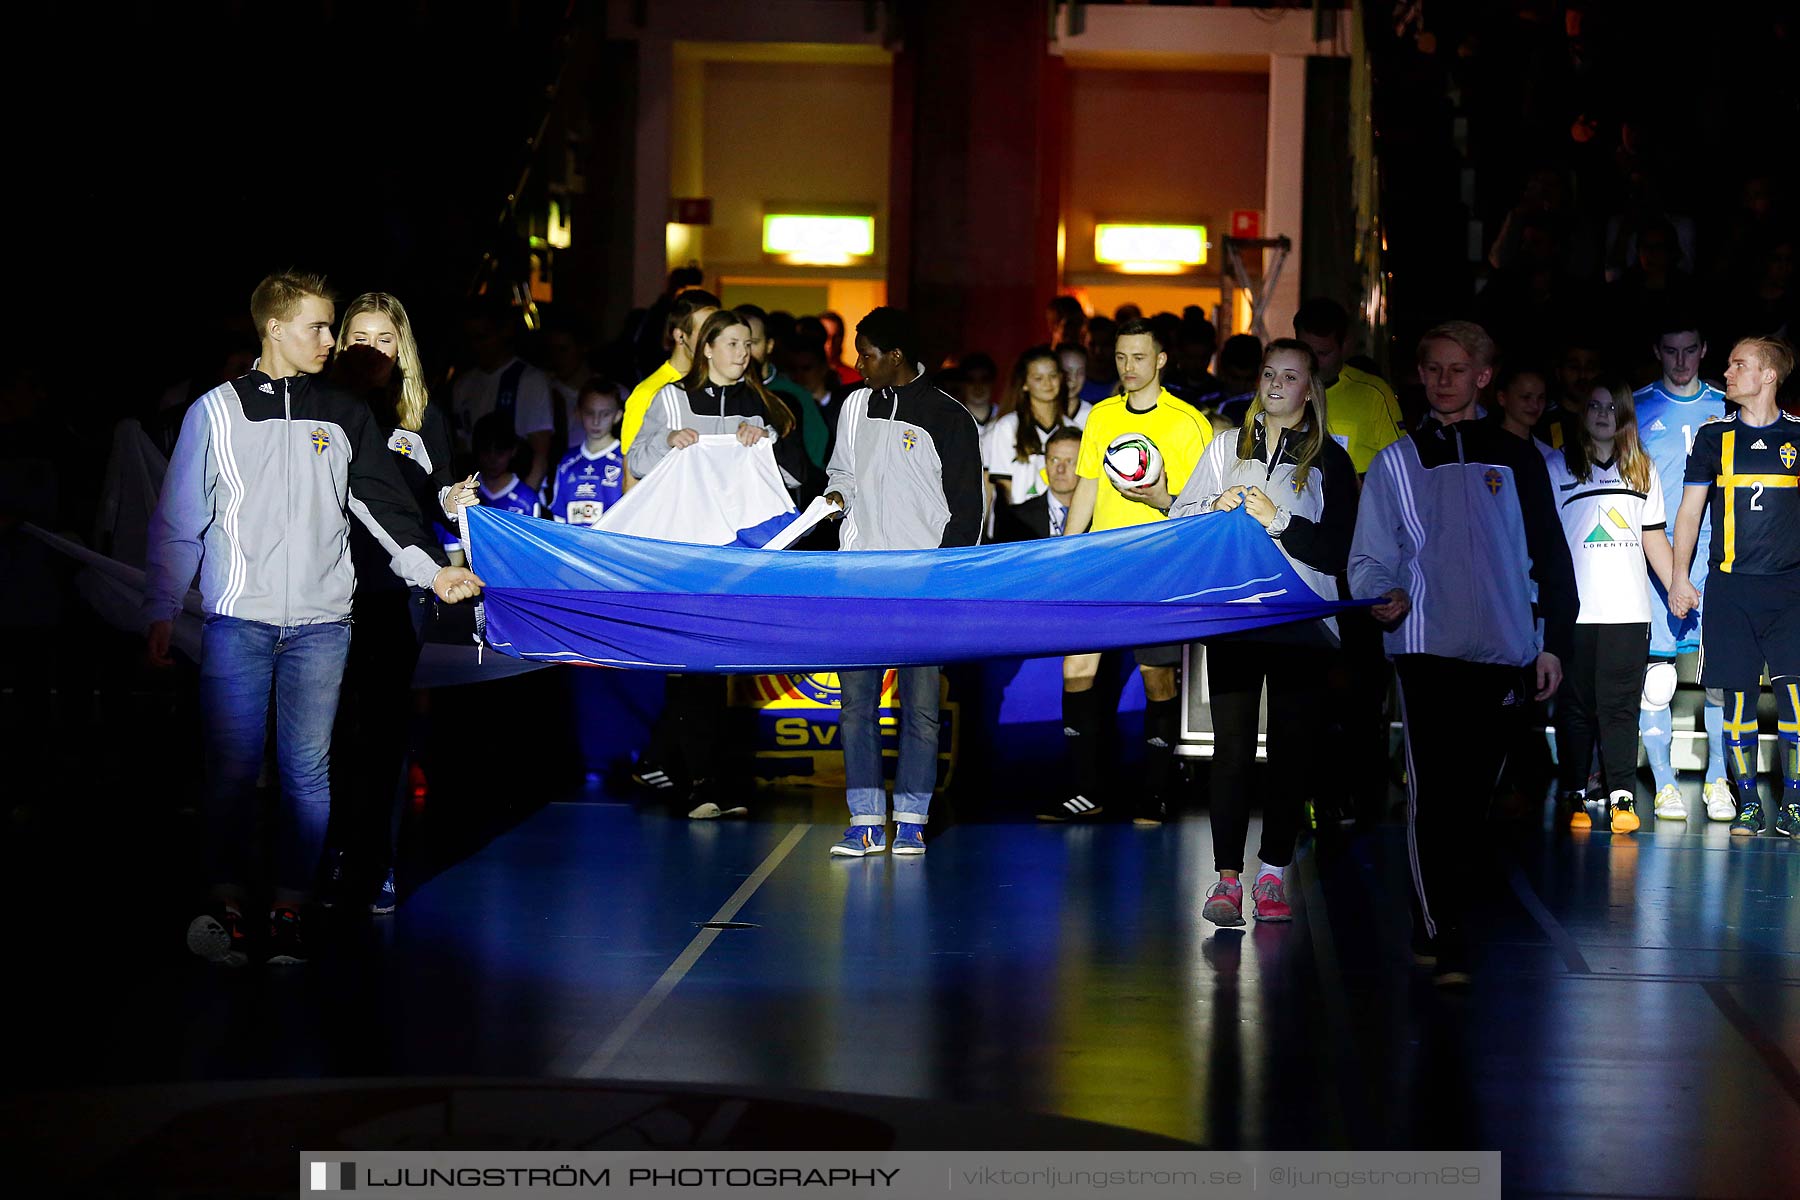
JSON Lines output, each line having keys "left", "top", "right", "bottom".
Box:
{"left": 146, "top": 272, "right": 482, "bottom": 967}
{"left": 1038, "top": 319, "right": 1213, "bottom": 825}
{"left": 1348, "top": 320, "right": 1575, "bottom": 987}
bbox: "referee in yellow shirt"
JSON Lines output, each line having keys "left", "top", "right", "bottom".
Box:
{"left": 1040, "top": 320, "right": 1213, "bottom": 824}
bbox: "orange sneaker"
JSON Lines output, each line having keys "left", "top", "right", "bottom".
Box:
{"left": 1610, "top": 799, "right": 1640, "bottom": 835}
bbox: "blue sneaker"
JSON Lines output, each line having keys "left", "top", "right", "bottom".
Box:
{"left": 892, "top": 823, "right": 926, "bottom": 856}
{"left": 369, "top": 868, "right": 398, "bottom": 915}
{"left": 830, "top": 825, "right": 886, "bottom": 857}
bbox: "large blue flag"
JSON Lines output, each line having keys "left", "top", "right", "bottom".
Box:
{"left": 465, "top": 505, "right": 1360, "bottom": 673}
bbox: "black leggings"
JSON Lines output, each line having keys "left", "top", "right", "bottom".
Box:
{"left": 1206, "top": 640, "right": 1318, "bottom": 873}
{"left": 327, "top": 586, "right": 429, "bottom": 878}
{"left": 1554, "top": 623, "right": 1648, "bottom": 797}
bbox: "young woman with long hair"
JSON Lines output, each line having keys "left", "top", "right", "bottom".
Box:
{"left": 325, "top": 292, "right": 474, "bottom": 914}
{"left": 624, "top": 309, "right": 802, "bottom": 819}
{"left": 984, "top": 344, "right": 1091, "bottom": 506}
{"left": 1546, "top": 377, "right": 1674, "bottom": 833}
{"left": 1166, "top": 339, "right": 1359, "bottom": 925}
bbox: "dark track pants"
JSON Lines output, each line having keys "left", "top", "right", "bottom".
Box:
{"left": 1395, "top": 654, "right": 1525, "bottom": 942}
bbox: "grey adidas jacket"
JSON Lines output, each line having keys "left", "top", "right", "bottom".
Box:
{"left": 625, "top": 379, "right": 776, "bottom": 480}
{"left": 1349, "top": 416, "right": 1576, "bottom": 667}
{"left": 144, "top": 370, "right": 448, "bottom": 628}
{"left": 827, "top": 370, "right": 984, "bottom": 550}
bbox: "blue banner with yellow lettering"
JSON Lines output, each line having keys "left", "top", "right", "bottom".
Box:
{"left": 464, "top": 504, "right": 1353, "bottom": 674}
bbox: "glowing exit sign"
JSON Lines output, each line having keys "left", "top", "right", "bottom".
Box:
{"left": 1094, "top": 223, "right": 1209, "bottom": 271}
{"left": 762, "top": 214, "right": 875, "bottom": 264}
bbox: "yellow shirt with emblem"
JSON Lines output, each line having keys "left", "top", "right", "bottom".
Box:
{"left": 1325, "top": 365, "right": 1405, "bottom": 475}
{"left": 620, "top": 359, "right": 683, "bottom": 459}
{"left": 1076, "top": 388, "right": 1213, "bottom": 532}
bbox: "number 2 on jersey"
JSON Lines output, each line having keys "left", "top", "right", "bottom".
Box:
{"left": 1751, "top": 482, "right": 1764, "bottom": 511}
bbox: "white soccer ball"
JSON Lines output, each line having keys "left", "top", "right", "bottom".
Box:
{"left": 1102, "top": 432, "right": 1164, "bottom": 492}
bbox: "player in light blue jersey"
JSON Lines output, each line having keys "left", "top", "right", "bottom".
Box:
{"left": 548, "top": 382, "right": 625, "bottom": 526}
{"left": 1632, "top": 315, "right": 1731, "bottom": 821}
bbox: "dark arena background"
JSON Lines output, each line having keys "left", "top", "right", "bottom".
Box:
{"left": 3, "top": 3, "right": 1799, "bottom": 1198}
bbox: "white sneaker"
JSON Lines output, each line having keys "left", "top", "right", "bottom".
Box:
{"left": 1653, "top": 784, "right": 1687, "bottom": 820}
{"left": 1705, "top": 778, "right": 1737, "bottom": 822}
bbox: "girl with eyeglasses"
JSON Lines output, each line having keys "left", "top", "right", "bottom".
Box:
{"left": 1545, "top": 380, "right": 1676, "bottom": 833}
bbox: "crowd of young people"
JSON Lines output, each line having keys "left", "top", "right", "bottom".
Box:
{"left": 140, "top": 270, "right": 1800, "bottom": 984}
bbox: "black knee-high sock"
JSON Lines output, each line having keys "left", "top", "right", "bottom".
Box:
{"left": 1143, "top": 696, "right": 1180, "bottom": 796}
{"left": 1063, "top": 687, "right": 1102, "bottom": 800}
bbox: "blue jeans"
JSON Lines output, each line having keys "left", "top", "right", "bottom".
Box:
{"left": 200, "top": 616, "right": 352, "bottom": 902}
{"left": 839, "top": 666, "right": 940, "bottom": 826}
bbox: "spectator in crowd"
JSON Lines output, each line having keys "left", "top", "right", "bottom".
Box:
{"left": 629, "top": 265, "right": 706, "bottom": 381}
{"left": 995, "top": 426, "right": 1083, "bottom": 541}
{"left": 1492, "top": 362, "right": 1559, "bottom": 463}
{"left": 324, "top": 293, "right": 475, "bottom": 917}
{"left": 1038, "top": 319, "right": 1213, "bottom": 825}
{"left": 451, "top": 297, "right": 555, "bottom": 491}
{"left": 953, "top": 351, "right": 1001, "bottom": 429}
{"left": 1113, "top": 304, "right": 1143, "bottom": 324}
{"left": 1480, "top": 203, "right": 1601, "bottom": 361}
{"left": 1487, "top": 165, "right": 1601, "bottom": 281}
{"left": 1202, "top": 334, "right": 1265, "bottom": 425}
{"left": 620, "top": 288, "right": 719, "bottom": 476}
{"left": 1349, "top": 320, "right": 1575, "bottom": 987}
{"left": 1047, "top": 295, "right": 1088, "bottom": 347}
{"left": 1159, "top": 339, "right": 1358, "bottom": 924}
{"left": 1540, "top": 333, "right": 1606, "bottom": 450}
{"left": 986, "top": 344, "right": 1090, "bottom": 508}
{"left": 1163, "top": 315, "right": 1219, "bottom": 406}
{"left": 1604, "top": 220, "right": 1694, "bottom": 377}
{"left": 472, "top": 412, "right": 545, "bottom": 517}
{"left": 148, "top": 271, "right": 481, "bottom": 967}
{"left": 1058, "top": 342, "right": 1107, "bottom": 406}
{"left": 547, "top": 380, "right": 625, "bottom": 528}
{"left": 1728, "top": 235, "right": 1799, "bottom": 343}
{"left": 1634, "top": 315, "right": 1731, "bottom": 822}
{"left": 786, "top": 335, "right": 846, "bottom": 439}
{"left": 629, "top": 309, "right": 799, "bottom": 819}
{"left": 738, "top": 303, "right": 829, "bottom": 470}
{"left": 1545, "top": 378, "right": 1674, "bottom": 833}
{"left": 1292, "top": 297, "right": 1407, "bottom": 477}
{"left": 1668, "top": 337, "right": 1800, "bottom": 838}
{"left": 824, "top": 307, "right": 983, "bottom": 857}
{"left": 1087, "top": 316, "right": 1120, "bottom": 394}
{"left": 818, "top": 310, "right": 861, "bottom": 386}
{"left": 541, "top": 314, "right": 596, "bottom": 449}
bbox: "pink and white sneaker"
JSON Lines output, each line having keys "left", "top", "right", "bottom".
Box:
{"left": 1202, "top": 878, "right": 1245, "bottom": 927}
{"left": 1251, "top": 873, "right": 1292, "bottom": 922}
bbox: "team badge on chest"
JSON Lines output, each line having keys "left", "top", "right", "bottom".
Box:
{"left": 1782, "top": 442, "right": 1796, "bottom": 470}
{"left": 310, "top": 428, "right": 331, "bottom": 455}
{"left": 901, "top": 429, "right": 918, "bottom": 451}
{"left": 1483, "top": 467, "right": 1502, "bottom": 494}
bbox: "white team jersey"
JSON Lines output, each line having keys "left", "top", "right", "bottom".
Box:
{"left": 1545, "top": 452, "right": 1666, "bottom": 625}
{"left": 982, "top": 402, "right": 1091, "bottom": 503}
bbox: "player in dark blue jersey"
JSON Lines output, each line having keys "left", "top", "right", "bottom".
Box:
{"left": 1670, "top": 337, "right": 1800, "bottom": 838}
{"left": 548, "top": 382, "right": 625, "bottom": 527}
{"left": 1633, "top": 316, "right": 1731, "bottom": 821}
